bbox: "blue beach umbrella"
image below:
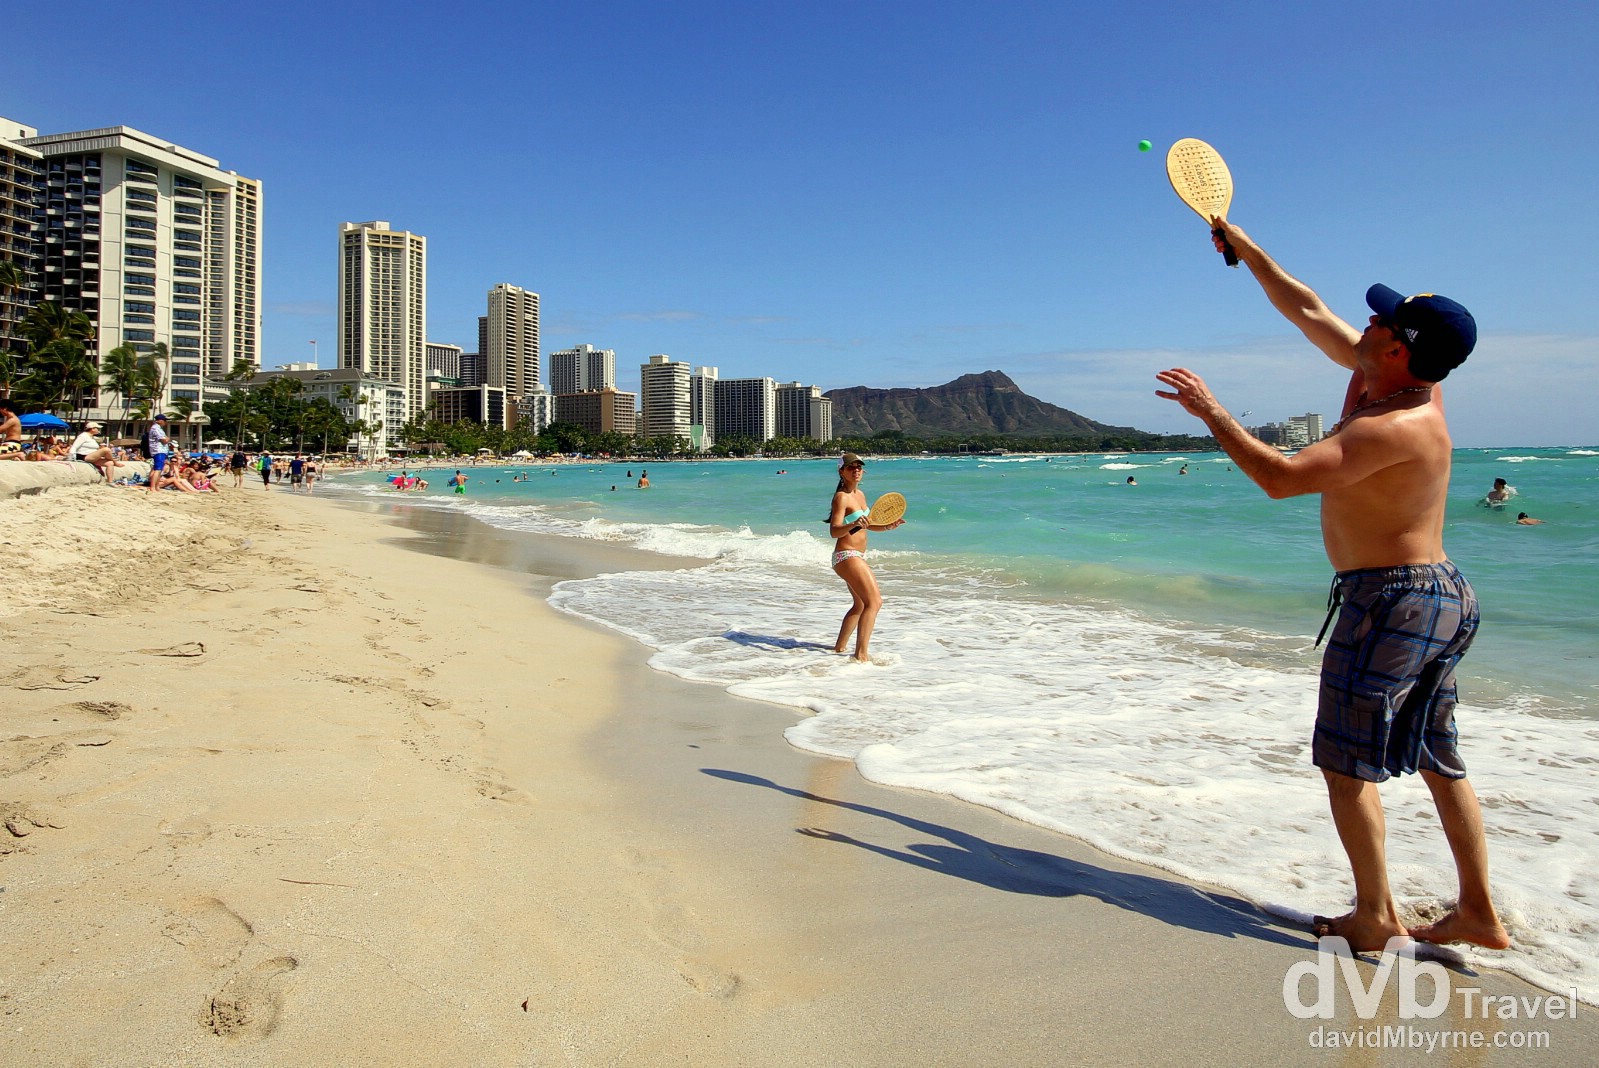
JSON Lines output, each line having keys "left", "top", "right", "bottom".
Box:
{"left": 19, "top": 412, "right": 70, "bottom": 431}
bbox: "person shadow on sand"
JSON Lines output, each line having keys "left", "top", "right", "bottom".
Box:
{"left": 703, "top": 768, "right": 1303, "bottom": 948}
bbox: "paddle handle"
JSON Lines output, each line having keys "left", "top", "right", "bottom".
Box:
{"left": 1212, "top": 225, "right": 1239, "bottom": 268}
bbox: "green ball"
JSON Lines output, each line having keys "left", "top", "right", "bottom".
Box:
{"left": 1138, "top": 139, "right": 1152, "bottom": 152}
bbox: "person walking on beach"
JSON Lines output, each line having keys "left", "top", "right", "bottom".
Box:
{"left": 1155, "top": 219, "right": 1509, "bottom": 954}
{"left": 229, "top": 449, "right": 247, "bottom": 488}
{"left": 827, "top": 452, "right": 905, "bottom": 663}
{"left": 145, "top": 414, "right": 171, "bottom": 496}
{"left": 258, "top": 451, "right": 272, "bottom": 490}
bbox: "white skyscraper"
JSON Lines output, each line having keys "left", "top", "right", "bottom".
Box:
{"left": 6, "top": 121, "right": 263, "bottom": 420}
{"left": 338, "top": 220, "right": 427, "bottom": 426}
{"left": 486, "top": 283, "right": 540, "bottom": 410}
{"left": 776, "top": 381, "right": 834, "bottom": 442}
{"left": 690, "top": 366, "right": 718, "bottom": 452}
{"left": 639, "top": 354, "right": 692, "bottom": 441}
{"left": 714, "top": 376, "right": 777, "bottom": 443}
{"left": 550, "top": 343, "right": 616, "bottom": 394}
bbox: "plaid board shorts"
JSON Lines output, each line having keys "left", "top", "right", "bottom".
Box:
{"left": 1315, "top": 562, "right": 1478, "bottom": 783}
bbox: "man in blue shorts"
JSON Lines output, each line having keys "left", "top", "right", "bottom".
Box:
{"left": 145, "top": 414, "right": 170, "bottom": 495}
{"left": 1156, "top": 220, "right": 1508, "bottom": 954}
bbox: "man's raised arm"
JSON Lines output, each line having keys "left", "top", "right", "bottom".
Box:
{"left": 1215, "top": 220, "right": 1363, "bottom": 370}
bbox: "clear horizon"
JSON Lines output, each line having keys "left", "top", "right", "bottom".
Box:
{"left": 8, "top": 1, "right": 1596, "bottom": 448}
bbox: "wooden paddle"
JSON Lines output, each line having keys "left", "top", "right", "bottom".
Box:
{"left": 868, "top": 492, "right": 906, "bottom": 527}
{"left": 1166, "top": 138, "right": 1238, "bottom": 267}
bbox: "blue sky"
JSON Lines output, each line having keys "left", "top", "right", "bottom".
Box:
{"left": 9, "top": 1, "right": 1597, "bottom": 446}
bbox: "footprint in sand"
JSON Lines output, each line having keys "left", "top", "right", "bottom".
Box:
{"left": 204, "top": 955, "right": 299, "bottom": 1041}
{"left": 164, "top": 896, "right": 253, "bottom": 969}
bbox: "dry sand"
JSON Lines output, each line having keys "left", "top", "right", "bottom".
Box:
{"left": 2, "top": 477, "right": 1594, "bottom": 1066}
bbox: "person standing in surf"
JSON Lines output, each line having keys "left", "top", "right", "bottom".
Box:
{"left": 828, "top": 452, "right": 904, "bottom": 662}
{"left": 1155, "top": 219, "right": 1508, "bottom": 955}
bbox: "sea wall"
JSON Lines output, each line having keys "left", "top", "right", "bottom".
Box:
{"left": 0, "top": 459, "right": 153, "bottom": 500}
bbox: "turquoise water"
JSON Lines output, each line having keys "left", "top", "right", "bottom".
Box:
{"left": 384, "top": 447, "right": 1599, "bottom": 711}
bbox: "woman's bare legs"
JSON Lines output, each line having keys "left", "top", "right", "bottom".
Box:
{"left": 832, "top": 557, "right": 883, "bottom": 662}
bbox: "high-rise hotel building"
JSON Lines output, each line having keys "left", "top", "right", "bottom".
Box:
{"left": 776, "top": 382, "right": 833, "bottom": 441}
{"left": 714, "top": 376, "right": 777, "bottom": 443}
{"left": 690, "top": 366, "right": 718, "bottom": 452}
{"left": 486, "top": 283, "right": 540, "bottom": 416}
{"left": 2, "top": 119, "right": 262, "bottom": 415}
{"left": 549, "top": 343, "right": 615, "bottom": 394}
{"left": 0, "top": 119, "right": 42, "bottom": 360}
{"left": 338, "top": 221, "right": 427, "bottom": 429}
{"left": 639, "top": 354, "right": 692, "bottom": 442}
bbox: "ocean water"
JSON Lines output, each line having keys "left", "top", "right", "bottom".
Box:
{"left": 330, "top": 447, "right": 1598, "bottom": 1000}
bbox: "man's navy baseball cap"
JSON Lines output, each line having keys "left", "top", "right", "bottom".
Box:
{"left": 154, "top": 413, "right": 168, "bottom": 421}
{"left": 1366, "top": 284, "right": 1477, "bottom": 381}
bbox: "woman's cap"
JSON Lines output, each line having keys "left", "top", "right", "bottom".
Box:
{"left": 840, "top": 452, "right": 864, "bottom": 468}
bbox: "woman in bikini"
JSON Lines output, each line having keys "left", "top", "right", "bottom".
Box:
{"left": 828, "top": 452, "right": 904, "bottom": 662}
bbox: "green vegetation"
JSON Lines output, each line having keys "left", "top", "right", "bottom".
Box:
{"left": 391, "top": 416, "right": 1214, "bottom": 459}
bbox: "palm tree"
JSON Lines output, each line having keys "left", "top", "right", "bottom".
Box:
{"left": 170, "top": 396, "right": 196, "bottom": 452}
{"left": 17, "top": 341, "right": 95, "bottom": 414}
{"left": 134, "top": 345, "right": 167, "bottom": 419}
{"left": 224, "top": 358, "right": 256, "bottom": 447}
{"left": 15, "top": 303, "right": 95, "bottom": 411}
{"left": 0, "top": 258, "right": 28, "bottom": 394}
{"left": 101, "top": 343, "right": 142, "bottom": 434}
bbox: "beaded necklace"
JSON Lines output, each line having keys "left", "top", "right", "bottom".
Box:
{"left": 1326, "top": 385, "right": 1433, "bottom": 436}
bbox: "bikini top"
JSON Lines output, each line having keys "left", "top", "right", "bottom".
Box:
{"left": 843, "top": 509, "right": 869, "bottom": 525}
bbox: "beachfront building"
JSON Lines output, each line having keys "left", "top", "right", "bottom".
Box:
{"left": 0, "top": 118, "right": 42, "bottom": 360}
{"left": 426, "top": 341, "right": 462, "bottom": 383}
{"left": 338, "top": 220, "right": 427, "bottom": 425}
{"left": 459, "top": 349, "right": 485, "bottom": 388}
{"left": 690, "top": 365, "right": 717, "bottom": 452}
{"left": 485, "top": 284, "right": 539, "bottom": 422}
{"left": 555, "top": 388, "right": 637, "bottom": 437}
{"left": 2, "top": 120, "right": 263, "bottom": 429}
{"left": 714, "top": 375, "right": 777, "bottom": 443}
{"left": 1285, "top": 412, "right": 1324, "bottom": 447}
{"left": 639, "top": 354, "right": 692, "bottom": 443}
{"left": 775, "top": 381, "right": 833, "bottom": 442}
{"left": 430, "top": 384, "right": 507, "bottom": 430}
{"left": 224, "top": 366, "right": 404, "bottom": 455}
{"left": 549, "top": 343, "right": 615, "bottom": 395}
{"left": 514, "top": 384, "right": 555, "bottom": 436}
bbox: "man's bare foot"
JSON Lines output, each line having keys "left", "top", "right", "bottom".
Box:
{"left": 1409, "top": 909, "right": 1511, "bottom": 950}
{"left": 1311, "top": 911, "right": 1410, "bottom": 953}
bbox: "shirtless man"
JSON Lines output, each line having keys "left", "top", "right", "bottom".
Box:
{"left": 0, "top": 399, "right": 23, "bottom": 460}
{"left": 1156, "top": 219, "right": 1508, "bottom": 954}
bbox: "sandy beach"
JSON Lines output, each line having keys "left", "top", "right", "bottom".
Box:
{"left": 3, "top": 474, "right": 1594, "bottom": 1066}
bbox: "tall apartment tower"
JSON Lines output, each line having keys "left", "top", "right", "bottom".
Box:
{"left": 338, "top": 220, "right": 427, "bottom": 425}
{"left": 486, "top": 284, "right": 540, "bottom": 410}
{"left": 713, "top": 376, "right": 777, "bottom": 443}
{"left": 0, "top": 118, "right": 42, "bottom": 359}
{"left": 425, "top": 341, "right": 462, "bottom": 382}
{"left": 776, "top": 382, "right": 834, "bottom": 441}
{"left": 549, "top": 343, "right": 615, "bottom": 394}
{"left": 690, "top": 366, "right": 718, "bottom": 452}
{"left": 6, "top": 121, "right": 263, "bottom": 415}
{"left": 639, "top": 354, "right": 692, "bottom": 441}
